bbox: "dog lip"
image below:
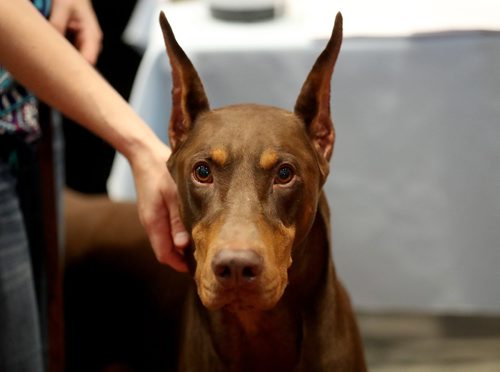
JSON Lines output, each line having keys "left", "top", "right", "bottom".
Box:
{"left": 200, "top": 282, "right": 282, "bottom": 310}
{"left": 223, "top": 293, "right": 266, "bottom": 311}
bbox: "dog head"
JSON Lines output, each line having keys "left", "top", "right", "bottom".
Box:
{"left": 161, "top": 12, "right": 342, "bottom": 311}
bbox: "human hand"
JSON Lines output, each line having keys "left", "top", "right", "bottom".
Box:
{"left": 130, "top": 143, "right": 189, "bottom": 272}
{"left": 49, "top": 0, "right": 102, "bottom": 65}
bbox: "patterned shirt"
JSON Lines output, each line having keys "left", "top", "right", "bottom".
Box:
{"left": 0, "top": 0, "right": 52, "bottom": 143}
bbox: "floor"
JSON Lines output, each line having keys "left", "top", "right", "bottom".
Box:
{"left": 359, "top": 313, "right": 500, "bottom": 371}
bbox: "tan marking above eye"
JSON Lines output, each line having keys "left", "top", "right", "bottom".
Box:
{"left": 211, "top": 148, "right": 228, "bottom": 166}
{"left": 259, "top": 149, "right": 278, "bottom": 170}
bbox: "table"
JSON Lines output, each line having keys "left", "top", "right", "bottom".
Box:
{"left": 108, "top": 1, "right": 500, "bottom": 313}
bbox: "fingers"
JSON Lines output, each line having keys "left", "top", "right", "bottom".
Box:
{"left": 49, "top": 0, "right": 71, "bottom": 34}
{"left": 138, "top": 178, "right": 189, "bottom": 272}
{"left": 146, "top": 213, "right": 188, "bottom": 273}
{"left": 71, "top": 1, "right": 102, "bottom": 65}
{"left": 167, "top": 187, "right": 190, "bottom": 248}
{"left": 49, "top": 0, "right": 102, "bottom": 65}
{"left": 74, "top": 21, "right": 102, "bottom": 65}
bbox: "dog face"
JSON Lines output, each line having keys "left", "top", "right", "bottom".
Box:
{"left": 168, "top": 105, "right": 323, "bottom": 310}
{"left": 161, "top": 13, "right": 343, "bottom": 311}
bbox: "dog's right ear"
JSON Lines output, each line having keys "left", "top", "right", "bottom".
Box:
{"left": 160, "top": 12, "right": 210, "bottom": 150}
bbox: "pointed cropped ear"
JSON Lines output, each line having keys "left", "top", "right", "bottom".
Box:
{"left": 294, "top": 12, "right": 343, "bottom": 165}
{"left": 159, "top": 12, "right": 210, "bottom": 150}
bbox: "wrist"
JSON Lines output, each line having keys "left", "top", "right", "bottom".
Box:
{"left": 126, "top": 133, "right": 172, "bottom": 174}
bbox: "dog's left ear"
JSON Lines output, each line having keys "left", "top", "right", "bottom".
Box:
{"left": 294, "top": 12, "right": 343, "bottom": 171}
{"left": 159, "top": 12, "right": 210, "bottom": 150}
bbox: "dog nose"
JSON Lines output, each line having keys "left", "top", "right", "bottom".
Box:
{"left": 212, "top": 249, "right": 263, "bottom": 287}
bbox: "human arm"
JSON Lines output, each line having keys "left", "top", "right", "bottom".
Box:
{"left": 0, "top": 0, "right": 189, "bottom": 271}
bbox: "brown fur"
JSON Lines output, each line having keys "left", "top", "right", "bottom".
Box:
{"left": 64, "top": 11, "right": 366, "bottom": 372}
{"left": 161, "top": 11, "right": 366, "bottom": 371}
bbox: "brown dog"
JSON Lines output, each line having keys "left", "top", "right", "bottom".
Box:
{"left": 64, "top": 11, "right": 366, "bottom": 372}
{"left": 160, "top": 11, "right": 366, "bottom": 371}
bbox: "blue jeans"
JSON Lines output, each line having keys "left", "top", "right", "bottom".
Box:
{"left": 0, "top": 160, "right": 44, "bottom": 371}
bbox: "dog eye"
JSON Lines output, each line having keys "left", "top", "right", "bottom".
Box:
{"left": 275, "top": 165, "right": 294, "bottom": 185}
{"left": 193, "top": 162, "right": 213, "bottom": 183}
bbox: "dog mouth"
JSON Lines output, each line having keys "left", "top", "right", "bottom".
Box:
{"left": 199, "top": 281, "right": 285, "bottom": 311}
{"left": 223, "top": 294, "right": 260, "bottom": 312}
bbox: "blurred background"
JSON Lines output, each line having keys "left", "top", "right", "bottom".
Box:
{"left": 65, "top": 0, "right": 500, "bottom": 370}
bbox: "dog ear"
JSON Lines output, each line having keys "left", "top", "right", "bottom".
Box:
{"left": 159, "top": 12, "right": 210, "bottom": 150}
{"left": 294, "top": 12, "right": 343, "bottom": 167}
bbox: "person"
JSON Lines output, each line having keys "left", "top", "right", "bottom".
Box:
{"left": 0, "top": 0, "right": 188, "bottom": 370}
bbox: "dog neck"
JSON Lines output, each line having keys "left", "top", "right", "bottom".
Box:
{"left": 205, "top": 306, "right": 301, "bottom": 371}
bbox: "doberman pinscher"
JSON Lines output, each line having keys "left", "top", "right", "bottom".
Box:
{"left": 64, "top": 11, "right": 366, "bottom": 372}
{"left": 160, "top": 11, "right": 366, "bottom": 371}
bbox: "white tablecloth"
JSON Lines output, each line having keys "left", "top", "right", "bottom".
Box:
{"left": 109, "top": 1, "right": 500, "bottom": 313}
